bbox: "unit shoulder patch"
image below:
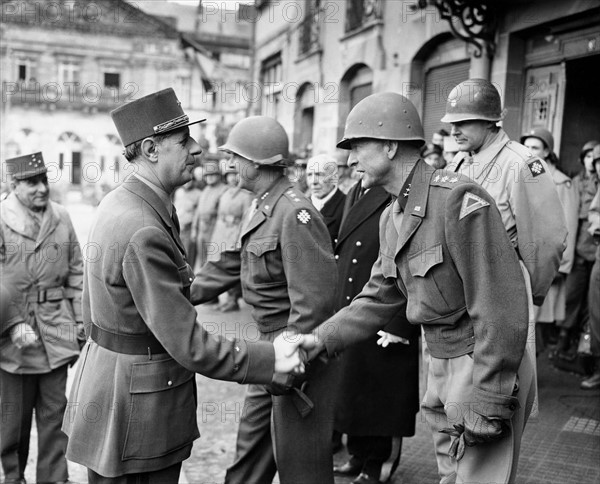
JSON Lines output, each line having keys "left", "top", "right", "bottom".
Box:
{"left": 527, "top": 159, "right": 546, "bottom": 177}
{"left": 296, "top": 208, "right": 312, "bottom": 225}
{"left": 459, "top": 192, "right": 490, "bottom": 220}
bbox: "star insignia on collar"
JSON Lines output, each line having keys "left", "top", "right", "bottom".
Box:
{"left": 403, "top": 184, "right": 411, "bottom": 198}
{"left": 450, "top": 177, "right": 458, "bottom": 183}
{"left": 434, "top": 175, "right": 440, "bottom": 182}
{"left": 441, "top": 176, "right": 449, "bottom": 182}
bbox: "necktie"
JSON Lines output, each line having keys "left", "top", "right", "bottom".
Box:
{"left": 240, "top": 199, "right": 258, "bottom": 234}
{"left": 171, "top": 206, "right": 181, "bottom": 234}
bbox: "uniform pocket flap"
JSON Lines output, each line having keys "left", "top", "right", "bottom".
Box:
{"left": 246, "top": 236, "right": 278, "bottom": 257}
{"left": 130, "top": 358, "right": 194, "bottom": 394}
{"left": 408, "top": 244, "right": 443, "bottom": 277}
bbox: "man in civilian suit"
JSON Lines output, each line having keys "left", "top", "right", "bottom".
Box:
{"left": 307, "top": 154, "right": 346, "bottom": 245}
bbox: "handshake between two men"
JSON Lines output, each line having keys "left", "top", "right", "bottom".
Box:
{"left": 272, "top": 330, "right": 321, "bottom": 375}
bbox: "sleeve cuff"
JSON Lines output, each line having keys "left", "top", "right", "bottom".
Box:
{"left": 241, "top": 340, "right": 276, "bottom": 384}
{"left": 473, "top": 386, "right": 520, "bottom": 420}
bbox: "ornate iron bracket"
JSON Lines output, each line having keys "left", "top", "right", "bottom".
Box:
{"left": 417, "top": 0, "right": 497, "bottom": 58}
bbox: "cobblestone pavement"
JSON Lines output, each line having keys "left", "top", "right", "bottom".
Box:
{"left": 4, "top": 198, "right": 599, "bottom": 484}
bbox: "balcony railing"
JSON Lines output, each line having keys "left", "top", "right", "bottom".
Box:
{"left": 345, "top": 0, "right": 383, "bottom": 33}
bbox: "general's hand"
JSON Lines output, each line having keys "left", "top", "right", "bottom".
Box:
{"left": 273, "top": 331, "right": 307, "bottom": 374}
{"left": 10, "top": 323, "right": 39, "bottom": 349}
{"left": 376, "top": 330, "right": 409, "bottom": 347}
{"left": 442, "top": 414, "right": 509, "bottom": 461}
{"left": 463, "top": 413, "right": 508, "bottom": 446}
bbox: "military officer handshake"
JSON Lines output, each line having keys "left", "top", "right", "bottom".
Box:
{"left": 301, "top": 92, "right": 530, "bottom": 484}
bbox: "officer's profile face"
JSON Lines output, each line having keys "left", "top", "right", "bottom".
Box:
{"left": 523, "top": 137, "right": 549, "bottom": 160}
{"left": 306, "top": 159, "right": 337, "bottom": 199}
{"left": 450, "top": 120, "right": 493, "bottom": 153}
{"left": 348, "top": 139, "right": 390, "bottom": 190}
{"left": 12, "top": 174, "right": 49, "bottom": 211}
{"left": 151, "top": 127, "right": 201, "bottom": 190}
{"left": 235, "top": 154, "right": 259, "bottom": 192}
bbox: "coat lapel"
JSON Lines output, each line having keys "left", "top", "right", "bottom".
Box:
{"left": 241, "top": 177, "right": 292, "bottom": 240}
{"left": 121, "top": 176, "right": 186, "bottom": 255}
{"left": 337, "top": 186, "right": 390, "bottom": 247}
{"left": 35, "top": 202, "right": 60, "bottom": 249}
{"left": 395, "top": 160, "right": 433, "bottom": 256}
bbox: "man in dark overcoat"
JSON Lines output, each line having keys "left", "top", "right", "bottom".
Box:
{"left": 306, "top": 153, "right": 346, "bottom": 244}
{"left": 332, "top": 179, "right": 419, "bottom": 484}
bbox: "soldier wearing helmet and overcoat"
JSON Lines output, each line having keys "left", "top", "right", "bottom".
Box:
{"left": 189, "top": 116, "right": 340, "bottom": 484}
{"left": 304, "top": 92, "right": 530, "bottom": 484}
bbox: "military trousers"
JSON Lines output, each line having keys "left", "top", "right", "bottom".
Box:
{"left": 224, "top": 355, "right": 340, "bottom": 484}
{"left": 422, "top": 354, "right": 527, "bottom": 484}
{"left": 0, "top": 364, "right": 69, "bottom": 483}
{"left": 87, "top": 462, "right": 181, "bottom": 484}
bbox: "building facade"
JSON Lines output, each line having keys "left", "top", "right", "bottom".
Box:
{"left": 1, "top": 0, "right": 213, "bottom": 200}
{"left": 248, "top": 0, "right": 600, "bottom": 174}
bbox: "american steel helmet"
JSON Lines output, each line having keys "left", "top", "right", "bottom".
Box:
{"left": 580, "top": 140, "right": 599, "bottom": 160}
{"left": 593, "top": 144, "right": 600, "bottom": 162}
{"left": 441, "top": 79, "right": 503, "bottom": 123}
{"left": 337, "top": 92, "right": 425, "bottom": 150}
{"left": 521, "top": 127, "right": 554, "bottom": 153}
{"left": 219, "top": 116, "right": 289, "bottom": 167}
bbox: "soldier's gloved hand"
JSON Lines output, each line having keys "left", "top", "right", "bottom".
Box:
{"left": 463, "top": 412, "right": 509, "bottom": 446}
{"left": 10, "top": 322, "right": 39, "bottom": 349}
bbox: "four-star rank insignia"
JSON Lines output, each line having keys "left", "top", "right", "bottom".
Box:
{"left": 296, "top": 209, "right": 312, "bottom": 224}
{"left": 459, "top": 192, "right": 490, "bottom": 220}
{"left": 528, "top": 159, "right": 545, "bottom": 177}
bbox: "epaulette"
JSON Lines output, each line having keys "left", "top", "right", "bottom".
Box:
{"left": 284, "top": 188, "right": 308, "bottom": 205}
{"left": 504, "top": 140, "right": 536, "bottom": 161}
{"left": 430, "top": 170, "right": 464, "bottom": 189}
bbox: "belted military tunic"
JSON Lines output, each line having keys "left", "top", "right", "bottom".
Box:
{"left": 190, "top": 175, "right": 339, "bottom": 484}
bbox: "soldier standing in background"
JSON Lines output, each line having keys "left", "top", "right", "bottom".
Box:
{"left": 443, "top": 80, "right": 567, "bottom": 455}
{"left": 208, "top": 159, "right": 253, "bottom": 312}
{"left": 191, "top": 159, "right": 227, "bottom": 278}
{"left": 1, "top": 152, "right": 84, "bottom": 484}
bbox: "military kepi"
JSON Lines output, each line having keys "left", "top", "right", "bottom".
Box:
{"left": 5, "top": 152, "right": 47, "bottom": 181}
{"left": 110, "top": 88, "right": 205, "bottom": 147}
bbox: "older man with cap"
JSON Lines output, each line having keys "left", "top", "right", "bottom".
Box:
{"left": 306, "top": 153, "right": 346, "bottom": 245}
{"left": 1, "top": 152, "right": 84, "bottom": 484}
{"left": 61, "top": 89, "right": 308, "bottom": 484}
{"left": 303, "top": 92, "right": 530, "bottom": 484}
{"left": 189, "top": 116, "right": 339, "bottom": 484}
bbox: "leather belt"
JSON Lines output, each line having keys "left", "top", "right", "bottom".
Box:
{"left": 26, "top": 287, "right": 65, "bottom": 303}
{"left": 90, "top": 323, "right": 167, "bottom": 356}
